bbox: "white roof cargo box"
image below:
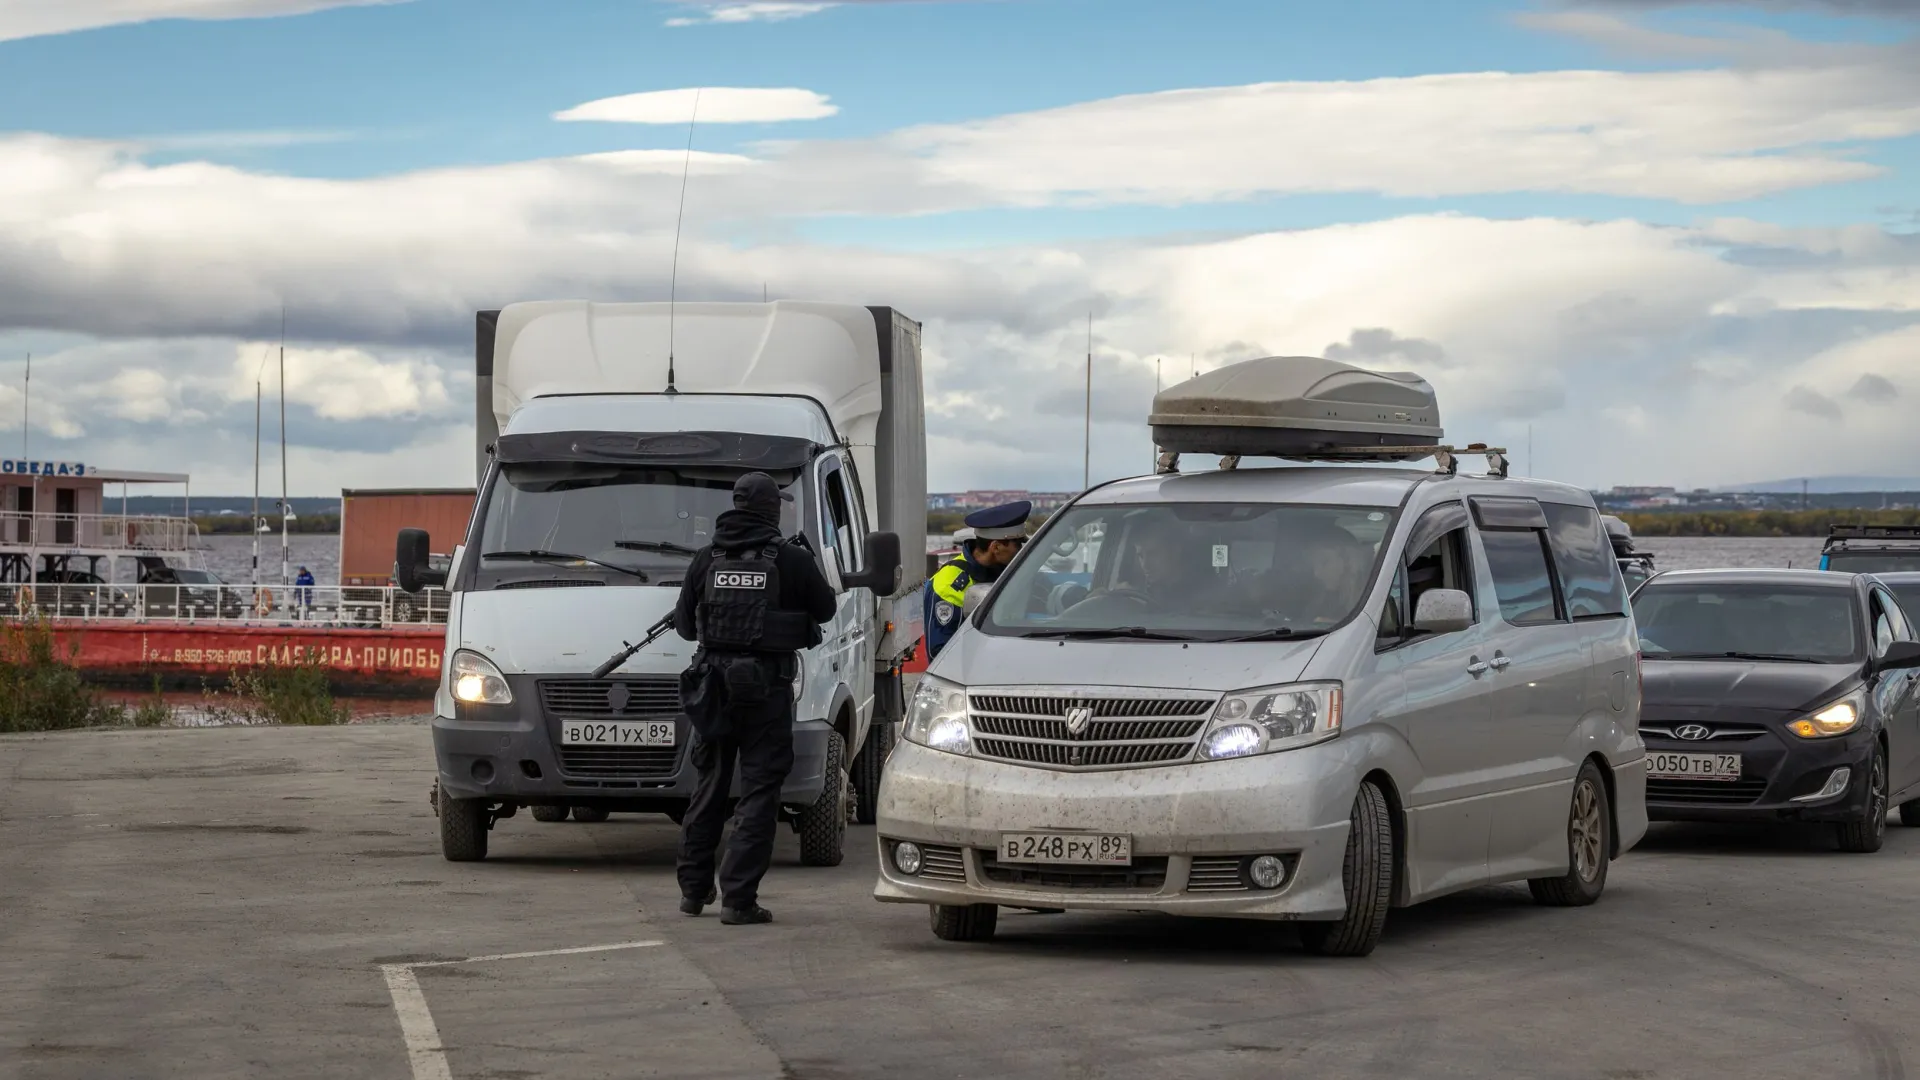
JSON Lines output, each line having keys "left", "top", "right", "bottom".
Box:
{"left": 1150, "top": 356, "right": 1443, "bottom": 461}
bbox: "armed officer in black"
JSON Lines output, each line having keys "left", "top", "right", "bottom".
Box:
{"left": 674, "top": 472, "right": 837, "bottom": 925}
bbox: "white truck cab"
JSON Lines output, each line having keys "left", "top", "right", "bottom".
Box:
{"left": 400, "top": 301, "right": 927, "bottom": 865}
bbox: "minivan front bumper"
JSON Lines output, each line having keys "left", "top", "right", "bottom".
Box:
{"left": 432, "top": 673, "right": 831, "bottom": 812}
{"left": 873, "top": 740, "right": 1356, "bottom": 920}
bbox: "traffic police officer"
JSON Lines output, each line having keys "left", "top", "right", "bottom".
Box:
{"left": 924, "top": 501, "right": 1031, "bottom": 660}
{"left": 673, "top": 472, "right": 837, "bottom": 926}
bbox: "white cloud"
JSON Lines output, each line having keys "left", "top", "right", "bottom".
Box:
{"left": 665, "top": 2, "right": 837, "bottom": 26}
{"left": 0, "top": 0, "right": 405, "bottom": 43}
{"left": 223, "top": 342, "right": 451, "bottom": 420}
{"left": 555, "top": 88, "right": 838, "bottom": 125}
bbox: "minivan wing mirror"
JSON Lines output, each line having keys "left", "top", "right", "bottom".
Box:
{"left": 1412, "top": 589, "right": 1473, "bottom": 635}
{"left": 1877, "top": 640, "right": 1920, "bottom": 671}
{"left": 841, "top": 532, "right": 903, "bottom": 594}
{"left": 395, "top": 528, "right": 447, "bottom": 594}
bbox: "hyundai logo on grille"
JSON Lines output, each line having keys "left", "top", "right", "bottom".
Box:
{"left": 607, "top": 683, "right": 631, "bottom": 715}
{"left": 1675, "top": 723, "right": 1711, "bottom": 741}
{"left": 1064, "top": 706, "right": 1094, "bottom": 737}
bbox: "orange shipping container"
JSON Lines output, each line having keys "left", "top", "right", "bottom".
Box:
{"left": 339, "top": 488, "right": 477, "bottom": 586}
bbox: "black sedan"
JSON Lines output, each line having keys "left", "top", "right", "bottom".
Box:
{"left": 1632, "top": 569, "right": 1920, "bottom": 853}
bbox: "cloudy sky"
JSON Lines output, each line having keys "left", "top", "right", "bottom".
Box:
{"left": 0, "top": 0, "right": 1916, "bottom": 495}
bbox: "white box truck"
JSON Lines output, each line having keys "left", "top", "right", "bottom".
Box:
{"left": 398, "top": 300, "right": 927, "bottom": 867}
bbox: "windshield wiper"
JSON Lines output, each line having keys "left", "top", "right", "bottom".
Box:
{"left": 1023, "top": 626, "right": 1198, "bottom": 642}
{"left": 1659, "top": 651, "right": 1826, "bottom": 664}
{"left": 482, "top": 550, "right": 648, "bottom": 582}
{"left": 615, "top": 539, "right": 700, "bottom": 557}
{"left": 1218, "top": 627, "right": 1329, "bottom": 643}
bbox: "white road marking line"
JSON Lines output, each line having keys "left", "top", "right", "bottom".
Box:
{"left": 380, "top": 941, "right": 664, "bottom": 1080}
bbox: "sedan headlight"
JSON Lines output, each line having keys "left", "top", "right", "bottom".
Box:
{"left": 1197, "top": 682, "right": 1342, "bottom": 761}
{"left": 451, "top": 649, "right": 512, "bottom": 705}
{"left": 902, "top": 675, "right": 971, "bottom": 756}
{"left": 1788, "top": 692, "right": 1862, "bottom": 739}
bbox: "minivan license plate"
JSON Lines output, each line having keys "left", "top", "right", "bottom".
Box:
{"left": 999, "top": 833, "right": 1132, "bottom": 865}
{"left": 1648, "top": 751, "right": 1741, "bottom": 781}
{"left": 561, "top": 721, "right": 676, "bottom": 747}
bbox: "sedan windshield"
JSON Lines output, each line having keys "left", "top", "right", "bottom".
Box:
{"left": 981, "top": 502, "right": 1395, "bottom": 641}
{"left": 1633, "top": 584, "right": 1861, "bottom": 663}
{"left": 475, "top": 463, "right": 801, "bottom": 587}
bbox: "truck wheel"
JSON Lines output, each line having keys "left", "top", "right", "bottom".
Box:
{"left": 930, "top": 904, "right": 998, "bottom": 942}
{"left": 853, "top": 719, "right": 895, "bottom": 826}
{"left": 1529, "top": 759, "right": 1611, "bottom": 906}
{"left": 571, "top": 806, "right": 610, "bottom": 824}
{"left": 797, "top": 731, "right": 848, "bottom": 867}
{"left": 531, "top": 805, "right": 569, "bottom": 823}
{"left": 438, "top": 787, "right": 489, "bottom": 862}
{"left": 1836, "top": 747, "right": 1889, "bottom": 854}
{"left": 1298, "top": 780, "right": 1393, "bottom": 957}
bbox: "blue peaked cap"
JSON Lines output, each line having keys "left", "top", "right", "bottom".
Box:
{"left": 964, "top": 501, "right": 1032, "bottom": 540}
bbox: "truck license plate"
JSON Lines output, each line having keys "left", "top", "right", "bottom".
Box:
{"left": 999, "top": 833, "right": 1132, "bottom": 865}
{"left": 561, "top": 721, "right": 676, "bottom": 747}
{"left": 1648, "top": 752, "right": 1741, "bottom": 781}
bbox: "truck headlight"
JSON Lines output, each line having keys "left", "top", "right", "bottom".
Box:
{"left": 451, "top": 649, "right": 512, "bottom": 706}
{"left": 1197, "top": 682, "right": 1341, "bottom": 761}
{"left": 1788, "top": 692, "right": 1861, "bottom": 739}
{"left": 902, "top": 675, "right": 971, "bottom": 756}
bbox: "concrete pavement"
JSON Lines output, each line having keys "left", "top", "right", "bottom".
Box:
{"left": 2, "top": 723, "right": 1915, "bottom": 1080}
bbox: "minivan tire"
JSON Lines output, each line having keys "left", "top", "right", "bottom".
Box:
{"left": 439, "top": 787, "right": 489, "bottom": 862}
{"left": 930, "top": 903, "right": 998, "bottom": 942}
{"left": 571, "top": 806, "right": 611, "bottom": 824}
{"left": 1530, "top": 759, "right": 1611, "bottom": 906}
{"left": 1298, "top": 780, "right": 1393, "bottom": 957}
{"left": 1836, "top": 747, "right": 1889, "bottom": 854}
{"left": 853, "top": 719, "right": 895, "bottom": 826}
{"left": 797, "top": 731, "right": 848, "bottom": 867}
{"left": 531, "top": 805, "right": 570, "bottom": 823}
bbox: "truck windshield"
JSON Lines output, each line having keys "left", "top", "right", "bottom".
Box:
{"left": 981, "top": 502, "right": 1396, "bottom": 641}
{"left": 475, "top": 463, "right": 802, "bottom": 587}
{"left": 1633, "top": 584, "right": 1861, "bottom": 663}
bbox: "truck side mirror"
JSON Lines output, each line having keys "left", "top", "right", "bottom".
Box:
{"left": 842, "top": 532, "right": 903, "bottom": 594}
{"left": 396, "top": 528, "right": 447, "bottom": 594}
{"left": 1412, "top": 588, "right": 1473, "bottom": 635}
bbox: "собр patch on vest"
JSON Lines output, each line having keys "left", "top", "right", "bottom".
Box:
{"left": 713, "top": 570, "right": 770, "bottom": 590}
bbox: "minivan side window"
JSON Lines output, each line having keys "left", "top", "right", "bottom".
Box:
{"left": 1379, "top": 503, "right": 1475, "bottom": 648}
{"left": 1542, "top": 503, "right": 1629, "bottom": 619}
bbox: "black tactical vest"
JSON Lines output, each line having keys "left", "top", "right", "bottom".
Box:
{"left": 696, "top": 541, "right": 782, "bottom": 652}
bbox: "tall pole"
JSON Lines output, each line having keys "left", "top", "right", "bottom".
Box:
{"left": 1083, "top": 313, "right": 1092, "bottom": 490}
{"left": 252, "top": 380, "right": 261, "bottom": 587}
{"left": 279, "top": 308, "right": 289, "bottom": 586}
{"left": 1527, "top": 424, "right": 1533, "bottom": 478}
{"left": 20, "top": 352, "right": 29, "bottom": 458}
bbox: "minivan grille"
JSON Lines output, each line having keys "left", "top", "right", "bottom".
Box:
{"left": 968, "top": 692, "right": 1214, "bottom": 772}
{"left": 918, "top": 845, "right": 967, "bottom": 884}
{"left": 1186, "top": 857, "right": 1249, "bottom": 893}
{"left": 541, "top": 678, "right": 681, "bottom": 717}
{"left": 979, "top": 854, "right": 1169, "bottom": 890}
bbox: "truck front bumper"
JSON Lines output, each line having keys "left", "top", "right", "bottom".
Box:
{"left": 432, "top": 673, "right": 831, "bottom": 812}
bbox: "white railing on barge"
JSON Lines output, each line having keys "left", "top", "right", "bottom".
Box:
{"left": 0, "top": 583, "right": 451, "bottom": 628}
{"left": 0, "top": 511, "right": 201, "bottom": 552}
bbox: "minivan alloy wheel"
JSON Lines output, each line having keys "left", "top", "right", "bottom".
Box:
{"left": 1571, "top": 778, "right": 1603, "bottom": 883}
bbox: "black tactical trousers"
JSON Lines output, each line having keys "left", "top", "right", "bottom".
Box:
{"left": 676, "top": 667, "right": 797, "bottom": 910}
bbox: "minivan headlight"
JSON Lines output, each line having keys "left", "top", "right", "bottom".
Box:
{"left": 902, "top": 675, "right": 972, "bottom": 756}
{"left": 1788, "top": 692, "right": 1862, "bottom": 739}
{"left": 451, "top": 649, "right": 512, "bottom": 705}
{"left": 1197, "top": 682, "right": 1342, "bottom": 760}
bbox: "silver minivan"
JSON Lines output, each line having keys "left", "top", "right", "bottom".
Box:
{"left": 875, "top": 457, "right": 1647, "bottom": 956}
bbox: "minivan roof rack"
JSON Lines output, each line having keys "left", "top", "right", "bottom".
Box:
{"left": 1155, "top": 443, "right": 1509, "bottom": 478}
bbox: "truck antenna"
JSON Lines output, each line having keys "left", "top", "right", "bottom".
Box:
{"left": 665, "top": 89, "right": 702, "bottom": 396}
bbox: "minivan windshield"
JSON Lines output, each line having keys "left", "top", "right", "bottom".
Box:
{"left": 474, "top": 463, "right": 803, "bottom": 587}
{"left": 981, "top": 502, "right": 1395, "bottom": 641}
{"left": 1632, "top": 583, "right": 1861, "bottom": 663}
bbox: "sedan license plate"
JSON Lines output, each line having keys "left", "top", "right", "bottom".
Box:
{"left": 560, "top": 720, "right": 676, "bottom": 747}
{"left": 998, "top": 833, "right": 1132, "bottom": 866}
{"left": 1648, "top": 751, "right": 1741, "bottom": 781}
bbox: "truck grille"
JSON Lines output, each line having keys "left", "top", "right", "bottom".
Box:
{"left": 979, "top": 854, "right": 1169, "bottom": 890}
{"left": 540, "top": 678, "right": 681, "bottom": 717}
{"left": 968, "top": 692, "right": 1213, "bottom": 771}
{"left": 541, "top": 678, "right": 683, "bottom": 779}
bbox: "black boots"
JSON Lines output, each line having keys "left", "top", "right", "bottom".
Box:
{"left": 719, "top": 905, "right": 773, "bottom": 925}
{"left": 680, "top": 885, "right": 718, "bottom": 916}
